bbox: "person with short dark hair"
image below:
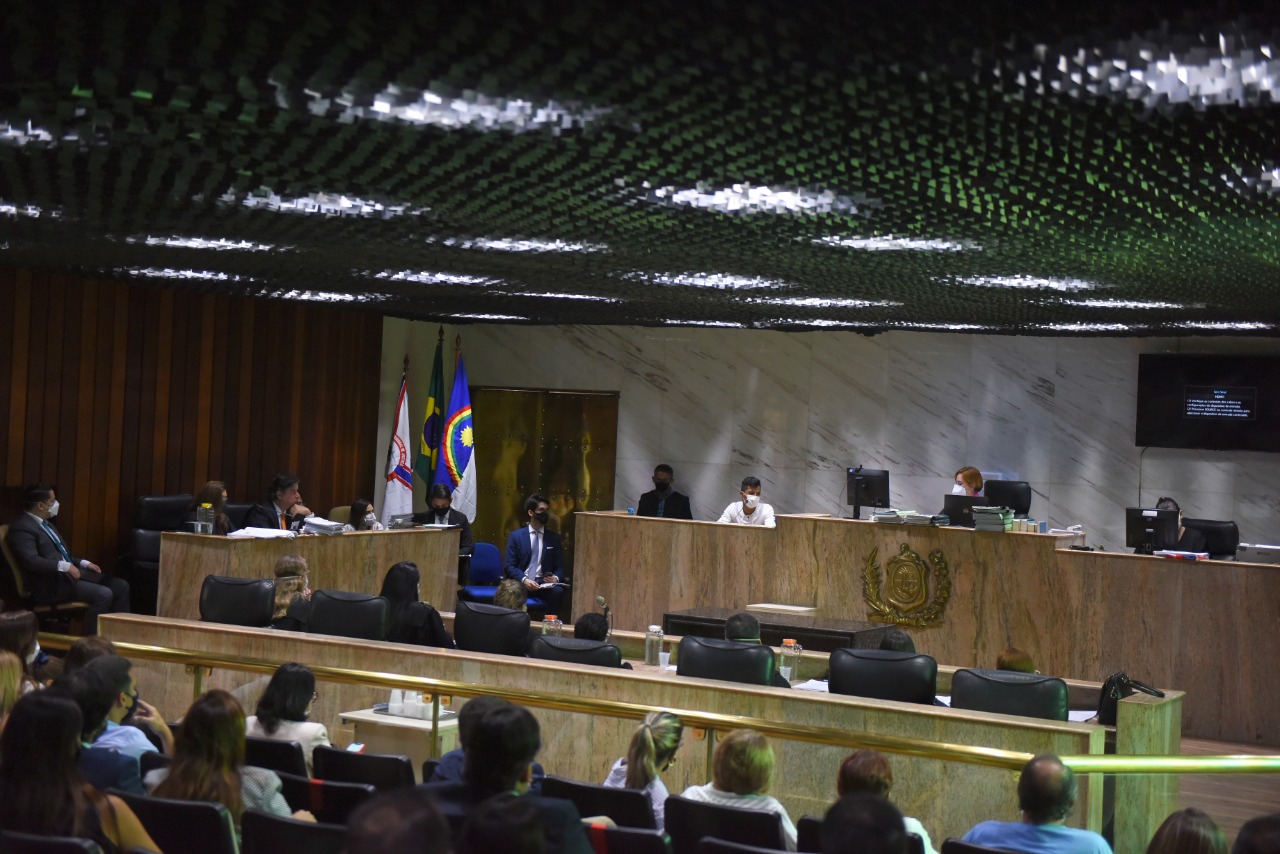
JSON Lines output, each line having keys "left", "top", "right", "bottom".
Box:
{"left": 345, "top": 787, "right": 454, "bottom": 854}
{"left": 422, "top": 699, "right": 590, "bottom": 853}
{"left": 85, "top": 654, "right": 173, "bottom": 758}
{"left": 682, "top": 729, "right": 797, "bottom": 850}
{"left": 349, "top": 498, "right": 385, "bottom": 531}
{"left": 49, "top": 667, "right": 145, "bottom": 795}
{"left": 835, "top": 750, "right": 936, "bottom": 854}
{"left": 503, "top": 493, "right": 566, "bottom": 616}
{"left": 243, "top": 473, "right": 313, "bottom": 531}
{"left": 428, "top": 696, "right": 546, "bottom": 792}
{"left": 878, "top": 630, "right": 915, "bottom": 653}
{"left": 245, "top": 662, "right": 330, "bottom": 774}
{"left": 573, "top": 612, "right": 609, "bottom": 642}
{"left": 459, "top": 792, "right": 546, "bottom": 854}
{"left": 822, "top": 793, "right": 910, "bottom": 854}
{"left": 415, "top": 482, "right": 475, "bottom": 557}
{"left": 1152, "top": 497, "right": 1208, "bottom": 553}
{"left": 725, "top": 612, "right": 790, "bottom": 689}
{"left": 64, "top": 636, "right": 116, "bottom": 673}
{"left": 1232, "top": 813, "right": 1280, "bottom": 854}
{"left": 381, "top": 561, "right": 454, "bottom": 648}
{"left": 636, "top": 464, "right": 693, "bottom": 520}
{"left": 962, "top": 754, "right": 1110, "bottom": 853}
{"left": 6, "top": 484, "right": 130, "bottom": 633}
{"left": 1145, "top": 808, "right": 1226, "bottom": 854}
{"left": 717, "top": 476, "right": 776, "bottom": 527}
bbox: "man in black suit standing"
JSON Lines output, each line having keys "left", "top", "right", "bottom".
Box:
{"left": 636, "top": 464, "right": 693, "bottom": 519}
{"left": 242, "top": 473, "right": 313, "bottom": 531}
{"left": 6, "top": 484, "right": 130, "bottom": 633}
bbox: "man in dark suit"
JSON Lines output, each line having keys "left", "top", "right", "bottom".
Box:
{"left": 420, "top": 699, "right": 591, "bottom": 854}
{"left": 636, "top": 463, "right": 693, "bottom": 519}
{"left": 414, "top": 482, "right": 474, "bottom": 555}
{"left": 242, "top": 472, "right": 313, "bottom": 531}
{"left": 6, "top": 484, "right": 129, "bottom": 633}
{"left": 503, "top": 492, "right": 566, "bottom": 616}
{"left": 51, "top": 667, "right": 146, "bottom": 795}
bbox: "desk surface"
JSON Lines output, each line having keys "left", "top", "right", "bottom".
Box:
{"left": 340, "top": 708, "right": 459, "bottom": 731}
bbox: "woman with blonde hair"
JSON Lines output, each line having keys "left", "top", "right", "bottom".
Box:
{"left": 0, "top": 651, "right": 24, "bottom": 727}
{"left": 0, "top": 610, "right": 43, "bottom": 692}
{"left": 682, "top": 729, "right": 797, "bottom": 850}
{"left": 603, "top": 711, "right": 684, "bottom": 830}
{"left": 270, "top": 554, "right": 311, "bottom": 630}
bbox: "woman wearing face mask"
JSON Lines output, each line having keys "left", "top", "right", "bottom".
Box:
{"left": 952, "top": 466, "right": 983, "bottom": 497}
{"left": 0, "top": 610, "right": 46, "bottom": 692}
{"left": 348, "top": 498, "right": 385, "bottom": 531}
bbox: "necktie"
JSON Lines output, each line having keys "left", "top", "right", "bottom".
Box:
{"left": 42, "top": 521, "right": 72, "bottom": 562}
{"left": 279, "top": 509, "right": 287, "bottom": 530}
{"left": 657, "top": 497, "right": 667, "bottom": 517}
{"left": 531, "top": 529, "right": 542, "bottom": 579}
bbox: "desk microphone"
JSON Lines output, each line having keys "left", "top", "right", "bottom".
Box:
{"left": 596, "top": 594, "right": 612, "bottom": 640}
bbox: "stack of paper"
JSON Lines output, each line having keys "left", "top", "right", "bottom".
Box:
{"left": 872, "top": 510, "right": 906, "bottom": 523}
{"left": 903, "top": 513, "right": 948, "bottom": 526}
{"left": 302, "top": 516, "right": 347, "bottom": 536}
{"left": 227, "top": 527, "right": 297, "bottom": 539}
{"left": 972, "top": 506, "right": 1014, "bottom": 532}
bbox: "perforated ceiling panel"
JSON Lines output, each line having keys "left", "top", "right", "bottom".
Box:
{"left": 2, "top": 0, "right": 1279, "bottom": 335}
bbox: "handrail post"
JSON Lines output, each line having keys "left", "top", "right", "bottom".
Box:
{"left": 431, "top": 694, "right": 442, "bottom": 759}
{"left": 705, "top": 729, "right": 717, "bottom": 780}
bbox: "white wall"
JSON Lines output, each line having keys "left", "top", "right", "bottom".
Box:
{"left": 376, "top": 318, "right": 1280, "bottom": 548}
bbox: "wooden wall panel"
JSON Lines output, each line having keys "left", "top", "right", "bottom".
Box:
{"left": 0, "top": 270, "right": 382, "bottom": 578}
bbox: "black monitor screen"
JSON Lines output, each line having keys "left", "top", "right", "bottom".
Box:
{"left": 943, "top": 494, "right": 984, "bottom": 527}
{"left": 846, "top": 467, "right": 890, "bottom": 511}
{"left": 1125, "top": 507, "right": 1180, "bottom": 553}
{"left": 1136, "top": 354, "right": 1280, "bottom": 452}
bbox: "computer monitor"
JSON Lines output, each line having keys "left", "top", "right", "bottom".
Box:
{"left": 1125, "top": 507, "right": 1180, "bottom": 554}
{"left": 847, "top": 467, "right": 890, "bottom": 519}
{"left": 942, "top": 494, "right": 984, "bottom": 528}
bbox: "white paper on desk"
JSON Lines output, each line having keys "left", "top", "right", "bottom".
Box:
{"left": 793, "top": 680, "right": 829, "bottom": 692}
{"left": 227, "top": 527, "right": 297, "bottom": 539}
{"left": 938, "top": 695, "right": 1096, "bottom": 723}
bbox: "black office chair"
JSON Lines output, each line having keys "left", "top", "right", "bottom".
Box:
{"left": 695, "top": 839, "right": 786, "bottom": 853}
{"left": 125, "top": 493, "right": 194, "bottom": 615}
{"left": 1183, "top": 518, "right": 1240, "bottom": 560}
{"left": 941, "top": 840, "right": 1012, "bottom": 853}
{"left": 241, "top": 810, "right": 345, "bottom": 854}
{"left": 542, "top": 774, "right": 657, "bottom": 828}
{"left": 422, "top": 758, "right": 440, "bottom": 781}
{"left": 307, "top": 590, "right": 389, "bottom": 640}
{"left": 276, "top": 771, "right": 377, "bottom": 824}
{"left": 0, "top": 829, "right": 103, "bottom": 853}
{"left": 950, "top": 668, "right": 1069, "bottom": 721}
{"left": 198, "top": 575, "right": 276, "bottom": 627}
{"left": 312, "top": 744, "right": 415, "bottom": 792}
{"left": 675, "top": 637, "right": 775, "bottom": 687}
{"left": 982, "top": 480, "right": 1032, "bottom": 517}
{"left": 828, "top": 648, "right": 938, "bottom": 705}
{"left": 529, "top": 635, "right": 625, "bottom": 668}
{"left": 664, "top": 796, "right": 786, "bottom": 854}
{"left": 224, "top": 502, "right": 255, "bottom": 530}
{"left": 453, "top": 600, "right": 532, "bottom": 655}
{"left": 140, "top": 750, "right": 171, "bottom": 778}
{"left": 586, "top": 825, "right": 673, "bottom": 854}
{"left": 112, "top": 790, "right": 238, "bottom": 854}
{"left": 245, "top": 735, "right": 308, "bottom": 777}
{"left": 796, "top": 815, "right": 823, "bottom": 852}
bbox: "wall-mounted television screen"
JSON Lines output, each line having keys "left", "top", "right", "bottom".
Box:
{"left": 1136, "top": 354, "right": 1280, "bottom": 452}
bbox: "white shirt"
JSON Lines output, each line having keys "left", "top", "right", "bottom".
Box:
{"left": 94, "top": 720, "right": 157, "bottom": 760}
{"left": 524, "top": 524, "right": 545, "bottom": 581}
{"left": 681, "top": 782, "right": 797, "bottom": 850}
{"left": 245, "top": 716, "right": 331, "bottom": 775}
{"left": 717, "top": 501, "right": 777, "bottom": 528}
{"left": 603, "top": 757, "right": 671, "bottom": 831}
{"left": 26, "top": 511, "right": 88, "bottom": 574}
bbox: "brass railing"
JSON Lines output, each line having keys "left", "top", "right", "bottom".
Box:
{"left": 41, "top": 633, "right": 1280, "bottom": 776}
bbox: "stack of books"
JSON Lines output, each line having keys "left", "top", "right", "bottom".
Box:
{"left": 904, "top": 513, "right": 948, "bottom": 526}
{"left": 872, "top": 510, "right": 906, "bottom": 523}
{"left": 302, "top": 516, "right": 347, "bottom": 536}
{"left": 972, "top": 506, "right": 1014, "bottom": 532}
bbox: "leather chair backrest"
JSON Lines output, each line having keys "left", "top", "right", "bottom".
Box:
{"left": 1183, "top": 518, "right": 1240, "bottom": 559}
{"left": 199, "top": 576, "right": 276, "bottom": 627}
{"left": 590, "top": 826, "right": 671, "bottom": 854}
{"left": 113, "top": 790, "right": 237, "bottom": 854}
{"left": 328, "top": 505, "right": 354, "bottom": 526}
{"left": 828, "top": 648, "right": 938, "bottom": 704}
{"left": 275, "top": 770, "right": 377, "bottom": 825}
{"left": 467, "top": 542, "right": 503, "bottom": 585}
{"left": 529, "top": 635, "right": 624, "bottom": 668}
{"left": 311, "top": 744, "right": 415, "bottom": 792}
{"left": 664, "top": 795, "right": 786, "bottom": 854}
{"left": 982, "top": 480, "right": 1032, "bottom": 516}
{"left": 0, "top": 829, "right": 104, "bottom": 854}
{"left": 941, "top": 840, "right": 1017, "bottom": 854}
{"left": 132, "top": 528, "right": 163, "bottom": 568}
{"left": 454, "top": 600, "right": 532, "bottom": 655}
{"left": 245, "top": 736, "right": 308, "bottom": 777}
{"left": 542, "top": 774, "right": 657, "bottom": 829}
{"left": 134, "top": 494, "right": 195, "bottom": 531}
{"left": 223, "top": 502, "right": 255, "bottom": 530}
{"left": 675, "top": 636, "right": 775, "bottom": 686}
{"left": 950, "top": 668, "right": 1069, "bottom": 721}
{"left": 307, "top": 590, "right": 389, "bottom": 641}
{"left": 240, "top": 809, "right": 347, "bottom": 854}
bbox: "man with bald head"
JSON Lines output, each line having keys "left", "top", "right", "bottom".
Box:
{"left": 961, "top": 754, "right": 1111, "bottom": 853}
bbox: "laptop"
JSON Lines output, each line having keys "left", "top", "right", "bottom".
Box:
{"left": 942, "top": 494, "right": 984, "bottom": 528}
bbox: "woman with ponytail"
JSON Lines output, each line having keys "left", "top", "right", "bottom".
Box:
{"left": 601, "top": 711, "right": 683, "bottom": 831}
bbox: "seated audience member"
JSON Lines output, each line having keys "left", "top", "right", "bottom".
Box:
{"left": 822, "top": 793, "right": 910, "bottom": 854}
{"left": 148, "top": 689, "right": 313, "bottom": 830}
{"left": 382, "top": 561, "right": 454, "bottom": 648}
{"left": 0, "top": 692, "right": 159, "bottom": 851}
{"left": 603, "top": 711, "right": 684, "bottom": 831}
{"left": 415, "top": 483, "right": 475, "bottom": 557}
{"left": 271, "top": 553, "right": 312, "bottom": 630}
{"left": 637, "top": 464, "right": 694, "bottom": 520}
{"left": 422, "top": 698, "right": 590, "bottom": 854}
{"left": 0, "top": 610, "right": 44, "bottom": 691}
{"left": 878, "top": 630, "right": 916, "bottom": 653}
{"left": 835, "top": 749, "right": 936, "bottom": 854}
{"left": 0, "top": 651, "right": 22, "bottom": 725}
{"left": 345, "top": 787, "right": 455, "bottom": 854}
{"left": 350, "top": 498, "right": 385, "bottom": 531}
{"left": 717, "top": 476, "right": 777, "bottom": 527}
{"left": 682, "top": 728, "right": 798, "bottom": 851}
{"left": 953, "top": 466, "right": 984, "bottom": 497}
{"left": 503, "top": 493, "right": 566, "bottom": 616}
{"left": 430, "top": 696, "right": 546, "bottom": 793}
{"left": 1152, "top": 497, "right": 1209, "bottom": 553}
{"left": 997, "top": 647, "right": 1037, "bottom": 673}
{"left": 187, "top": 480, "right": 236, "bottom": 535}
{"left": 1232, "top": 813, "right": 1280, "bottom": 854}
{"left": 245, "top": 662, "right": 331, "bottom": 775}
{"left": 962, "top": 754, "right": 1111, "bottom": 854}
{"left": 573, "top": 612, "right": 609, "bottom": 642}
{"left": 243, "top": 473, "right": 313, "bottom": 531}
{"left": 725, "top": 612, "right": 791, "bottom": 689}
{"left": 50, "top": 667, "right": 145, "bottom": 795}
{"left": 64, "top": 635, "right": 117, "bottom": 673}
{"left": 459, "top": 793, "right": 545, "bottom": 854}
{"left": 6, "top": 484, "right": 130, "bottom": 633}
{"left": 86, "top": 654, "right": 173, "bottom": 758}
{"left": 1146, "top": 808, "right": 1226, "bottom": 854}
{"left": 495, "top": 578, "right": 529, "bottom": 611}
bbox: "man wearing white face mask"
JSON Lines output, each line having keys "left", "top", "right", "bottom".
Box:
{"left": 717, "top": 476, "right": 777, "bottom": 528}
{"left": 6, "top": 484, "right": 130, "bottom": 634}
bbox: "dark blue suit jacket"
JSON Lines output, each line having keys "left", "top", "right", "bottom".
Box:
{"left": 503, "top": 526, "right": 564, "bottom": 582}
{"left": 78, "top": 746, "right": 145, "bottom": 795}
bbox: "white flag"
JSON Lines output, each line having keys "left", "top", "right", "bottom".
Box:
{"left": 381, "top": 371, "right": 414, "bottom": 524}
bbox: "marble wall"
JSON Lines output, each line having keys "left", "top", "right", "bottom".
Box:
{"left": 378, "top": 321, "right": 1280, "bottom": 548}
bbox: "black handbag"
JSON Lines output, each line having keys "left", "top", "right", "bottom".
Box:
{"left": 1097, "top": 671, "right": 1165, "bottom": 725}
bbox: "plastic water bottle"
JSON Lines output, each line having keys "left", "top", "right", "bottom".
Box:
{"left": 196, "top": 503, "right": 215, "bottom": 534}
{"left": 645, "top": 625, "right": 663, "bottom": 666}
{"left": 542, "top": 615, "right": 563, "bottom": 636}
{"left": 779, "top": 638, "right": 802, "bottom": 682}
